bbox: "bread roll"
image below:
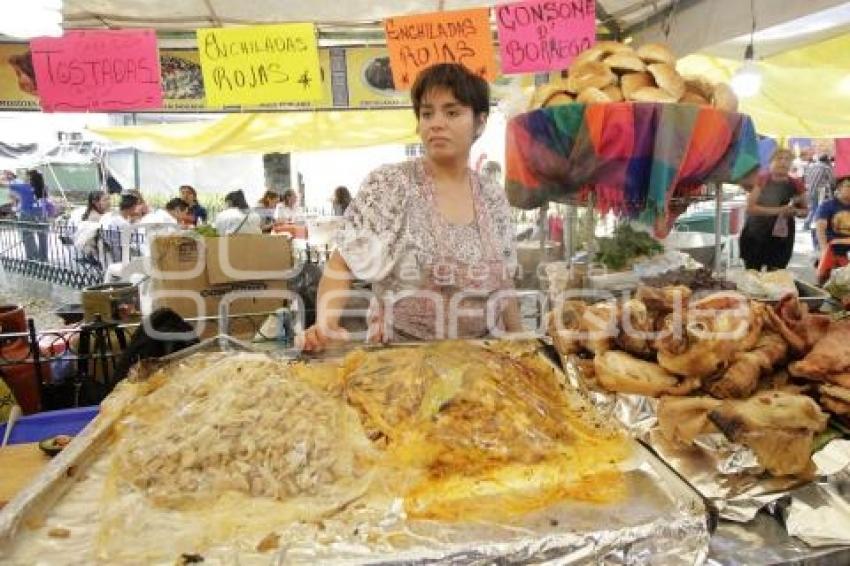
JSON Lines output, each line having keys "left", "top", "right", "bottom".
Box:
{"left": 543, "top": 92, "right": 575, "bottom": 107}
{"left": 603, "top": 53, "right": 646, "bottom": 73}
{"left": 596, "top": 40, "right": 633, "bottom": 55}
{"left": 683, "top": 76, "right": 714, "bottom": 100}
{"left": 636, "top": 43, "right": 677, "bottom": 66}
{"left": 621, "top": 72, "right": 654, "bottom": 99}
{"left": 647, "top": 63, "right": 685, "bottom": 100}
{"left": 681, "top": 91, "right": 710, "bottom": 105}
{"left": 630, "top": 87, "right": 678, "bottom": 103}
{"left": 603, "top": 84, "right": 624, "bottom": 102}
{"left": 573, "top": 41, "right": 632, "bottom": 67}
{"left": 528, "top": 80, "right": 574, "bottom": 110}
{"left": 568, "top": 61, "right": 616, "bottom": 92}
{"left": 711, "top": 82, "right": 739, "bottom": 112}
{"left": 577, "top": 87, "right": 612, "bottom": 104}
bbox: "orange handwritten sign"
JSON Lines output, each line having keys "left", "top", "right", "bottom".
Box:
{"left": 384, "top": 8, "right": 496, "bottom": 90}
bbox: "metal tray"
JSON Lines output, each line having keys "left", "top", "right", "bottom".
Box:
{"left": 0, "top": 337, "right": 710, "bottom": 565}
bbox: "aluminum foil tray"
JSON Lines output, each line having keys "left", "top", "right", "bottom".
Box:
{"left": 0, "top": 338, "right": 710, "bottom": 565}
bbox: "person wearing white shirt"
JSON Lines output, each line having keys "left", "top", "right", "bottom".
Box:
{"left": 99, "top": 192, "right": 143, "bottom": 263}
{"left": 215, "top": 190, "right": 263, "bottom": 235}
{"left": 273, "top": 188, "right": 302, "bottom": 223}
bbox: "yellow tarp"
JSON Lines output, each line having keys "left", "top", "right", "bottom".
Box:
{"left": 89, "top": 109, "right": 419, "bottom": 156}
{"left": 678, "top": 32, "right": 850, "bottom": 138}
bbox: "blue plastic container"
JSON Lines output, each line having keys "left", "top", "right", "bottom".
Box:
{"left": 0, "top": 406, "right": 99, "bottom": 445}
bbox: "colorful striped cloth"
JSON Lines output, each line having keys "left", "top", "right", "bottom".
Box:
{"left": 505, "top": 102, "right": 760, "bottom": 235}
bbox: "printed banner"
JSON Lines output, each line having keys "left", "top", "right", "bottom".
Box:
{"left": 160, "top": 48, "right": 332, "bottom": 111}
{"left": 196, "top": 23, "right": 323, "bottom": 107}
{"left": 384, "top": 8, "right": 496, "bottom": 90}
{"left": 0, "top": 44, "right": 526, "bottom": 112}
{"left": 30, "top": 29, "right": 163, "bottom": 112}
{"left": 496, "top": 0, "right": 596, "bottom": 74}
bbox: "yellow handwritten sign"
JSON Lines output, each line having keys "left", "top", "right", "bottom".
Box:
{"left": 196, "top": 23, "right": 322, "bottom": 107}
{"left": 384, "top": 8, "right": 496, "bottom": 90}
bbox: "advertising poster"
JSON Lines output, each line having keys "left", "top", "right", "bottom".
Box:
{"left": 345, "top": 47, "right": 409, "bottom": 108}
{"left": 0, "top": 43, "right": 42, "bottom": 110}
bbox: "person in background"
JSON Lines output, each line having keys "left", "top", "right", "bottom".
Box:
{"left": 300, "top": 63, "right": 521, "bottom": 351}
{"left": 215, "top": 190, "right": 262, "bottom": 235}
{"left": 100, "top": 192, "right": 143, "bottom": 263}
{"left": 481, "top": 160, "right": 503, "bottom": 186}
{"left": 140, "top": 197, "right": 192, "bottom": 227}
{"left": 71, "top": 191, "right": 111, "bottom": 260}
{"left": 81, "top": 190, "right": 110, "bottom": 222}
{"left": 740, "top": 148, "right": 808, "bottom": 271}
{"left": 815, "top": 176, "right": 850, "bottom": 285}
{"left": 274, "top": 188, "right": 302, "bottom": 223}
{"left": 803, "top": 154, "right": 835, "bottom": 233}
{"left": 8, "top": 169, "right": 49, "bottom": 260}
{"left": 256, "top": 190, "right": 281, "bottom": 232}
{"left": 332, "top": 186, "right": 352, "bottom": 216}
{"left": 179, "top": 184, "right": 207, "bottom": 225}
{"left": 124, "top": 189, "right": 150, "bottom": 217}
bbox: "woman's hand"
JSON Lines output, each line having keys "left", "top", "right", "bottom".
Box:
{"left": 297, "top": 322, "right": 350, "bottom": 352}
{"left": 779, "top": 203, "right": 796, "bottom": 217}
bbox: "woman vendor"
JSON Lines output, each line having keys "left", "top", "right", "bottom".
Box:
{"left": 300, "top": 63, "right": 521, "bottom": 351}
{"left": 739, "top": 148, "right": 808, "bottom": 271}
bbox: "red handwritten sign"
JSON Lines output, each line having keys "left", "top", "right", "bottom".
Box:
{"left": 496, "top": 0, "right": 596, "bottom": 74}
{"left": 384, "top": 8, "right": 496, "bottom": 90}
{"left": 30, "top": 29, "right": 162, "bottom": 112}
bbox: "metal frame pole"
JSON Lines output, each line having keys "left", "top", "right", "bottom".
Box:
{"left": 714, "top": 181, "right": 723, "bottom": 274}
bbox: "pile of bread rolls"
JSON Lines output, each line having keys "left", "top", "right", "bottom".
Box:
{"left": 529, "top": 41, "right": 738, "bottom": 113}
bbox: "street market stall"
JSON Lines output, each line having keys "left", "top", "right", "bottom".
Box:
{"left": 1, "top": 1, "right": 850, "bottom": 565}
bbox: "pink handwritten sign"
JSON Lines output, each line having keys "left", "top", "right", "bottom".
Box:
{"left": 496, "top": 0, "right": 596, "bottom": 74}
{"left": 30, "top": 29, "right": 162, "bottom": 112}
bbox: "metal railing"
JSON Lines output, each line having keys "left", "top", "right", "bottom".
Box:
{"left": 0, "top": 310, "right": 292, "bottom": 412}
{"left": 0, "top": 219, "right": 148, "bottom": 289}
{"left": 0, "top": 219, "right": 332, "bottom": 289}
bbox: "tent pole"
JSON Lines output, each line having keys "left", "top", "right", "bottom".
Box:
{"left": 132, "top": 113, "right": 140, "bottom": 190}
{"left": 714, "top": 181, "right": 723, "bottom": 274}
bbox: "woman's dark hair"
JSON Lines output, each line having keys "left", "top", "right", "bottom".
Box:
{"left": 333, "top": 186, "right": 352, "bottom": 215}
{"left": 224, "top": 190, "right": 250, "bottom": 210}
{"left": 410, "top": 63, "right": 490, "bottom": 119}
{"left": 165, "top": 197, "right": 189, "bottom": 212}
{"left": 179, "top": 185, "right": 197, "bottom": 203}
{"left": 83, "top": 190, "right": 106, "bottom": 221}
{"left": 119, "top": 193, "right": 140, "bottom": 212}
{"left": 27, "top": 169, "right": 46, "bottom": 199}
{"left": 282, "top": 188, "right": 297, "bottom": 207}
{"left": 259, "top": 190, "right": 280, "bottom": 208}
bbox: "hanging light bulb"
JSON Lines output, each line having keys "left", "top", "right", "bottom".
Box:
{"left": 731, "top": 43, "right": 762, "bottom": 98}
{"left": 731, "top": 0, "right": 762, "bottom": 99}
{"left": 0, "top": 0, "right": 64, "bottom": 39}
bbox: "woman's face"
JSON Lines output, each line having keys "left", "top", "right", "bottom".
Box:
{"left": 284, "top": 193, "right": 297, "bottom": 207}
{"left": 418, "top": 87, "right": 482, "bottom": 163}
{"left": 180, "top": 187, "right": 195, "bottom": 203}
{"left": 96, "top": 194, "right": 110, "bottom": 213}
{"left": 267, "top": 194, "right": 280, "bottom": 207}
{"left": 769, "top": 152, "right": 793, "bottom": 177}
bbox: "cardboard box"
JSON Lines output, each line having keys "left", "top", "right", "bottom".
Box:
{"left": 148, "top": 234, "right": 295, "bottom": 337}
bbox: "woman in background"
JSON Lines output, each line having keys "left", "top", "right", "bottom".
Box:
{"left": 215, "top": 190, "right": 262, "bottom": 235}
{"left": 257, "top": 190, "right": 281, "bottom": 232}
{"left": 82, "top": 191, "right": 110, "bottom": 222}
{"left": 740, "top": 148, "right": 808, "bottom": 270}
{"left": 179, "top": 184, "right": 207, "bottom": 225}
{"left": 274, "top": 188, "right": 302, "bottom": 223}
{"left": 332, "top": 186, "right": 352, "bottom": 216}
